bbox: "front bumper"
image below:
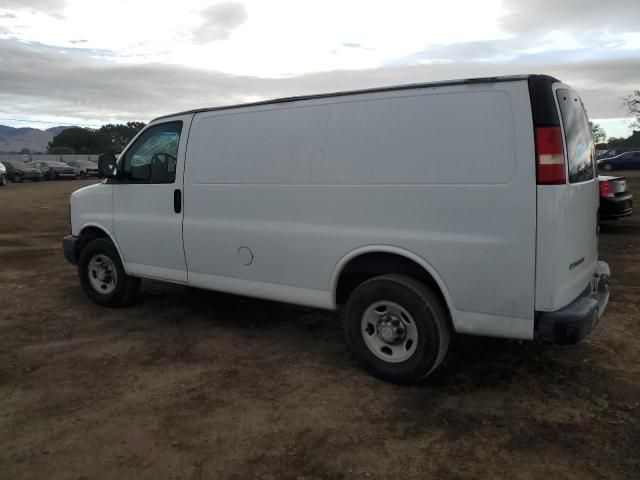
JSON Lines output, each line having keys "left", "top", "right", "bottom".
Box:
{"left": 600, "top": 193, "right": 633, "bottom": 219}
{"left": 63, "top": 235, "right": 78, "bottom": 265}
{"left": 536, "top": 261, "right": 610, "bottom": 345}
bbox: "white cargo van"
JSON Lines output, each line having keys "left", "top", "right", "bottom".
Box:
{"left": 64, "top": 74, "right": 610, "bottom": 383}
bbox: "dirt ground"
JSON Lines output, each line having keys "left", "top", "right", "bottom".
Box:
{"left": 1, "top": 175, "right": 639, "bottom": 480}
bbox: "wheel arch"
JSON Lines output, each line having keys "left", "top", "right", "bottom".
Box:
{"left": 75, "top": 223, "right": 126, "bottom": 268}
{"left": 331, "top": 246, "right": 455, "bottom": 324}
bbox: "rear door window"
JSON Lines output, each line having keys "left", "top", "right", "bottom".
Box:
{"left": 556, "top": 89, "right": 595, "bottom": 183}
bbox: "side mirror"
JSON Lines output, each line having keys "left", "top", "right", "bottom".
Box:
{"left": 98, "top": 152, "right": 118, "bottom": 178}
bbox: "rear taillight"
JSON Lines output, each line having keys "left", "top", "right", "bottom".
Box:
{"left": 599, "top": 180, "right": 614, "bottom": 198}
{"left": 535, "top": 126, "right": 566, "bottom": 185}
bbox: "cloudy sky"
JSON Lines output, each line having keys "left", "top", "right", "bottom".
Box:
{"left": 0, "top": 0, "right": 639, "bottom": 138}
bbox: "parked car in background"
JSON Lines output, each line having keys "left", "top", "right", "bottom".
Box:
{"left": 33, "top": 161, "right": 77, "bottom": 180}
{"left": 597, "top": 151, "right": 640, "bottom": 171}
{"left": 599, "top": 176, "right": 633, "bottom": 220}
{"left": 0, "top": 160, "right": 44, "bottom": 182}
{"left": 65, "top": 160, "right": 99, "bottom": 179}
{"left": 0, "top": 162, "right": 7, "bottom": 186}
{"left": 597, "top": 149, "right": 626, "bottom": 160}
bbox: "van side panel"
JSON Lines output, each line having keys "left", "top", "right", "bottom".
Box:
{"left": 319, "top": 91, "right": 515, "bottom": 185}
{"left": 183, "top": 81, "right": 537, "bottom": 338}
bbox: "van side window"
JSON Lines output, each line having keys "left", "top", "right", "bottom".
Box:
{"left": 122, "top": 122, "right": 182, "bottom": 183}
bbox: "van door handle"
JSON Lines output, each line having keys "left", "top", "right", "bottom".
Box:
{"left": 173, "top": 189, "right": 181, "bottom": 214}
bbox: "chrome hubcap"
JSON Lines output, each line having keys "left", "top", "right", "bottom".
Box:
{"left": 88, "top": 254, "right": 117, "bottom": 294}
{"left": 361, "top": 301, "right": 418, "bottom": 363}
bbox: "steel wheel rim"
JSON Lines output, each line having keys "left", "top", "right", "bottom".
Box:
{"left": 88, "top": 254, "right": 117, "bottom": 294}
{"left": 361, "top": 300, "right": 418, "bottom": 363}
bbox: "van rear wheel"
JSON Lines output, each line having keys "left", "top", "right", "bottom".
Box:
{"left": 78, "top": 238, "right": 141, "bottom": 307}
{"left": 344, "top": 274, "right": 450, "bottom": 384}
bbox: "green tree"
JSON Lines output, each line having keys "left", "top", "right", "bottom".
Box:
{"left": 48, "top": 146, "right": 74, "bottom": 155}
{"left": 608, "top": 131, "right": 640, "bottom": 148}
{"left": 97, "top": 122, "right": 146, "bottom": 153}
{"left": 623, "top": 90, "right": 640, "bottom": 128}
{"left": 47, "top": 122, "right": 146, "bottom": 154}
{"left": 48, "top": 127, "right": 103, "bottom": 154}
{"left": 590, "top": 122, "right": 606, "bottom": 144}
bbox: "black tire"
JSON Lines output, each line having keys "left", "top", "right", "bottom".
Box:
{"left": 80, "top": 171, "right": 87, "bottom": 179}
{"left": 0, "top": 174, "right": 6, "bottom": 186}
{"left": 13, "top": 174, "right": 22, "bottom": 183}
{"left": 78, "top": 238, "right": 141, "bottom": 307}
{"left": 344, "top": 274, "right": 450, "bottom": 384}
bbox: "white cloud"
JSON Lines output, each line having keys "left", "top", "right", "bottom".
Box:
{"left": 518, "top": 31, "right": 583, "bottom": 55}
{"left": 1, "top": 0, "right": 509, "bottom": 76}
{"left": 193, "top": 2, "right": 248, "bottom": 43}
{"left": 0, "top": 0, "right": 66, "bottom": 13}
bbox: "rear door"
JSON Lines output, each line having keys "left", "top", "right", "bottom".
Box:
{"left": 535, "top": 84, "right": 598, "bottom": 311}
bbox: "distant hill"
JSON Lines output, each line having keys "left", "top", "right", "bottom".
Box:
{"left": 0, "top": 125, "right": 68, "bottom": 153}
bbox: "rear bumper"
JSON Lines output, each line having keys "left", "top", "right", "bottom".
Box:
{"left": 63, "top": 235, "right": 78, "bottom": 265}
{"left": 536, "top": 261, "right": 610, "bottom": 344}
{"left": 600, "top": 194, "right": 633, "bottom": 219}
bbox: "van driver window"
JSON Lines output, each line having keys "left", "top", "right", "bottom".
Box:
{"left": 122, "top": 122, "right": 182, "bottom": 183}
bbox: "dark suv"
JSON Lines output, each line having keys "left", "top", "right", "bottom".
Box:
{"left": 33, "top": 161, "right": 77, "bottom": 180}
{"left": 0, "top": 161, "right": 44, "bottom": 182}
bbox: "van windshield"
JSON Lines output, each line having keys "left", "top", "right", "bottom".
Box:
{"left": 556, "top": 89, "right": 594, "bottom": 183}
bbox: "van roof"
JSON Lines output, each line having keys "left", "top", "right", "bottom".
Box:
{"left": 152, "top": 74, "right": 559, "bottom": 122}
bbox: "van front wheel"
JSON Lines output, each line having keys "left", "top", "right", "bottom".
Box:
{"left": 344, "top": 274, "right": 450, "bottom": 384}
{"left": 78, "top": 238, "right": 141, "bottom": 307}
